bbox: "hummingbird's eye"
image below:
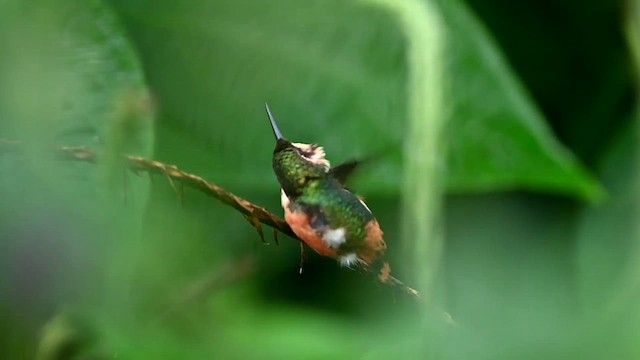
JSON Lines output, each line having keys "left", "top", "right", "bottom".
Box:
{"left": 297, "top": 147, "right": 315, "bottom": 158}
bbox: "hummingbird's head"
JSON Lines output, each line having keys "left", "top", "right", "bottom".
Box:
{"left": 265, "top": 103, "right": 330, "bottom": 198}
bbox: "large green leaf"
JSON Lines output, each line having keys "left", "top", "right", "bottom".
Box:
{"left": 0, "top": 1, "right": 152, "bottom": 357}
{"left": 435, "top": 0, "right": 601, "bottom": 199}
{"left": 108, "top": 0, "right": 601, "bottom": 200}
{"left": 0, "top": 0, "right": 616, "bottom": 358}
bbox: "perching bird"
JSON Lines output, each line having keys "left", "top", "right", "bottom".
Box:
{"left": 265, "top": 103, "right": 387, "bottom": 269}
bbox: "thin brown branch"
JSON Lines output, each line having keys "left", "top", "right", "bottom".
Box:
{"left": 0, "top": 139, "right": 294, "bottom": 238}
{"left": 0, "top": 139, "right": 422, "bottom": 300}
{"left": 157, "top": 256, "right": 256, "bottom": 321}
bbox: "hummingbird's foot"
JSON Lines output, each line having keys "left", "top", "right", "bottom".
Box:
{"left": 243, "top": 214, "right": 266, "bottom": 244}
{"left": 272, "top": 227, "right": 279, "bottom": 245}
{"left": 298, "top": 243, "right": 308, "bottom": 274}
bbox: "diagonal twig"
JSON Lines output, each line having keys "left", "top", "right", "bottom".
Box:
{"left": 0, "top": 139, "right": 422, "bottom": 300}
{"left": 156, "top": 256, "right": 256, "bottom": 322}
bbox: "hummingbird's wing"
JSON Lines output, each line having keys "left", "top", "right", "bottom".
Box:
{"left": 291, "top": 187, "right": 385, "bottom": 267}
{"left": 328, "top": 159, "right": 365, "bottom": 185}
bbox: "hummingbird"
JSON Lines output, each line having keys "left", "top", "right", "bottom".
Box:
{"left": 264, "top": 103, "right": 387, "bottom": 270}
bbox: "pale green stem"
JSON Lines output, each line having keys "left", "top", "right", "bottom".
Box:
{"left": 363, "top": 0, "right": 447, "bottom": 300}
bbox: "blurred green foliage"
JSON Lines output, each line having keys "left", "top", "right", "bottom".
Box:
{"left": 0, "top": 0, "right": 637, "bottom": 359}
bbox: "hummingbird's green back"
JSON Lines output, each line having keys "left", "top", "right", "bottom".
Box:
{"left": 272, "top": 138, "right": 375, "bottom": 248}
{"left": 297, "top": 177, "right": 376, "bottom": 250}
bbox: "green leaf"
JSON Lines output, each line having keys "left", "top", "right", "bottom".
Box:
{"left": 0, "top": 1, "right": 153, "bottom": 356}
{"left": 109, "top": 0, "right": 600, "bottom": 200}
{"left": 436, "top": 0, "right": 602, "bottom": 200}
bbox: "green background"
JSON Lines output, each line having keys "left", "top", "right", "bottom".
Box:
{"left": 0, "top": 0, "right": 638, "bottom": 358}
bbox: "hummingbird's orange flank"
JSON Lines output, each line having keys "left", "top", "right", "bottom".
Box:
{"left": 264, "top": 103, "right": 386, "bottom": 268}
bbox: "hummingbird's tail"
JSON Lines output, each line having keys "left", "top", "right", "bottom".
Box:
{"left": 368, "top": 257, "right": 421, "bottom": 299}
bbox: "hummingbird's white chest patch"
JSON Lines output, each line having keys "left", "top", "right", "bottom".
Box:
{"left": 280, "top": 189, "right": 290, "bottom": 209}
{"left": 322, "top": 227, "right": 346, "bottom": 248}
{"left": 281, "top": 190, "right": 346, "bottom": 248}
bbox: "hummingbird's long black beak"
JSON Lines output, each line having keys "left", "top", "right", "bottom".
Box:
{"left": 265, "top": 102, "right": 285, "bottom": 140}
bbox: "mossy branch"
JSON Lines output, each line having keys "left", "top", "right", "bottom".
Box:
{"left": 0, "top": 139, "right": 422, "bottom": 300}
